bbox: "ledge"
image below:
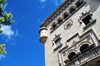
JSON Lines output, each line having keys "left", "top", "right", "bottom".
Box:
{"left": 40, "top": 0, "right": 71, "bottom": 27}
{"left": 50, "top": 2, "right": 86, "bottom": 33}
{"left": 53, "top": 44, "right": 62, "bottom": 52}
{"left": 59, "top": 45, "right": 68, "bottom": 53}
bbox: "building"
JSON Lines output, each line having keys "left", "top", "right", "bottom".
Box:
{"left": 39, "top": 0, "right": 100, "bottom": 66}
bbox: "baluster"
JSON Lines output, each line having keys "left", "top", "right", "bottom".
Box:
{"left": 94, "top": 49, "right": 98, "bottom": 55}
{"left": 78, "top": 57, "right": 81, "bottom": 65}
{"left": 87, "top": 53, "right": 90, "bottom": 60}
{"left": 97, "top": 47, "right": 100, "bottom": 53}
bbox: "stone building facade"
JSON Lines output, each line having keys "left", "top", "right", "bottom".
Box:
{"left": 39, "top": 0, "right": 100, "bottom": 66}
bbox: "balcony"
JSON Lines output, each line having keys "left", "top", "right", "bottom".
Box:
{"left": 64, "top": 46, "right": 100, "bottom": 66}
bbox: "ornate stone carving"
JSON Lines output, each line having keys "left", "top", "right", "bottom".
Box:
{"left": 64, "top": 19, "right": 73, "bottom": 30}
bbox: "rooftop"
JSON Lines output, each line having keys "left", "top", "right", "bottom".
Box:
{"left": 40, "top": 0, "right": 71, "bottom": 27}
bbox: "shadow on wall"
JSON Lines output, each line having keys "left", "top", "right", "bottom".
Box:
{"left": 85, "top": 0, "right": 100, "bottom": 13}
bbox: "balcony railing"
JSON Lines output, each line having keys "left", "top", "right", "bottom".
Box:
{"left": 65, "top": 46, "right": 100, "bottom": 66}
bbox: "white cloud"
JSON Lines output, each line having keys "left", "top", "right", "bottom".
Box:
{"left": 40, "top": 0, "right": 46, "bottom": 3}
{"left": 0, "top": 25, "right": 15, "bottom": 42}
{"left": 39, "top": 0, "right": 65, "bottom": 9}
{"left": 0, "top": 25, "right": 14, "bottom": 36}
{"left": 55, "top": 0, "right": 59, "bottom": 6}
{"left": 0, "top": 55, "right": 6, "bottom": 60}
{"left": 52, "top": 0, "right": 65, "bottom": 6}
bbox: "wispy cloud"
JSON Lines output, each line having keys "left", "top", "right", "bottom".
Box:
{"left": 0, "top": 25, "right": 21, "bottom": 42}
{"left": 40, "top": 0, "right": 46, "bottom": 3}
{"left": 52, "top": 0, "right": 65, "bottom": 6}
{"left": 0, "top": 55, "right": 6, "bottom": 60}
{"left": 55, "top": 0, "right": 59, "bottom": 6}
{"left": 0, "top": 25, "right": 15, "bottom": 42}
{"left": 39, "top": 0, "right": 65, "bottom": 9}
{"left": 0, "top": 25, "right": 14, "bottom": 37}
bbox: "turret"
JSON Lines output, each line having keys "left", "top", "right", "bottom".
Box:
{"left": 39, "top": 27, "right": 48, "bottom": 44}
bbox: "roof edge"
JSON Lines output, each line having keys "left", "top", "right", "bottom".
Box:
{"left": 40, "top": 0, "right": 71, "bottom": 27}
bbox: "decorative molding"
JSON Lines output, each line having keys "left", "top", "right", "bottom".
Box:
{"left": 53, "top": 34, "right": 61, "bottom": 42}
{"left": 64, "top": 19, "right": 73, "bottom": 30}
{"left": 50, "top": 1, "right": 86, "bottom": 33}
{"left": 41, "top": 0, "right": 86, "bottom": 28}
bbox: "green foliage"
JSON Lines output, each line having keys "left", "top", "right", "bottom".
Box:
{"left": 8, "top": 20, "right": 14, "bottom": 24}
{"left": 0, "top": 17, "right": 5, "bottom": 22}
{"left": 0, "top": 44, "right": 6, "bottom": 54}
{"left": 0, "top": 0, "right": 14, "bottom": 55}
{"left": 1, "top": 12, "right": 15, "bottom": 25}
{"left": 3, "top": 12, "right": 13, "bottom": 19}
{"left": 0, "top": 7, "right": 4, "bottom": 12}
{"left": 0, "top": 0, "right": 14, "bottom": 26}
{"left": 0, "top": 0, "right": 7, "bottom": 5}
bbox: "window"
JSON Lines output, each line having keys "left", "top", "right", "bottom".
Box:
{"left": 69, "top": 0, "right": 75, "bottom": 3}
{"left": 63, "top": 12, "right": 69, "bottom": 19}
{"left": 55, "top": 38, "right": 61, "bottom": 45}
{"left": 71, "top": 0, "right": 75, "bottom": 2}
{"left": 75, "top": 0, "right": 84, "bottom": 8}
{"left": 82, "top": 15, "right": 94, "bottom": 25}
{"left": 52, "top": 34, "right": 62, "bottom": 51}
{"left": 57, "top": 17, "right": 63, "bottom": 24}
{"left": 52, "top": 23, "right": 57, "bottom": 29}
{"left": 80, "top": 44, "right": 90, "bottom": 54}
{"left": 68, "top": 52, "right": 78, "bottom": 60}
{"left": 69, "top": 6, "right": 76, "bottom": 14}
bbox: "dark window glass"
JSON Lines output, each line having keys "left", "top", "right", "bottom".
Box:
{"left": 82, "top": 15, "right": 93, "bottom": 25}
{"left": 76, "top": 1, "right": 84, "bottom": 8}
{"left": 69, "top": 7, "right": 76, "bottom": 14}
{"left": 55, "top": 38, "right": 61, "bottom": 45}
{"left": 52, "top": 24, "right": 57, "bottom": 29}
{"left": 58, "top": 18, "right": 63, "bottom": 24}
{"left": 80, "top": 44, "right": 90, "bottom": 54}
{"left": 68, "top": 52, "right": 78, "bottom": 60}
{"left": 63, "top": 13, "right": 69, "bottom": 19}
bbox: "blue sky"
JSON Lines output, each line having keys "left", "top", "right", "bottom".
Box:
{"left": 0, "top": 0, "right": 64, "bottom": 66}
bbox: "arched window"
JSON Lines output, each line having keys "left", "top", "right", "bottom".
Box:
{"left": 57, "top": 17, "right": 63, "bottom": 24}
{"left": 52, "top": 22, "right": 57, "bottom": 29}
{"left": 75, "top": 0, "right": 84, "bottom": 8}
{"left": 69, "top": 0, "right": 75, "bottom": 4}
{"left": 80, "top": 44, "right": 90, "bottom": 54}
{"left": 63, "top": 12, "right": 69, "bottom": 19}
{"left": 69, "top": 6, "right": 76, "bottom": 14}
{"left": 68, "top": 52, "right": 78, "bottom": 60}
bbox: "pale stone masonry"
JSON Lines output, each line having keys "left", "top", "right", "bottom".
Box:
{"left": 39, "top": 0, "right": 100, "bottom": 66}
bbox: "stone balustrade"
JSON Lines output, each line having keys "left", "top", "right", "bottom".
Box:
{"left": 64, "top": 46, "right": 100, "bottom": 66}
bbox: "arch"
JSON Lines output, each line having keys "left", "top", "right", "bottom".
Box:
{"left": 57, "top": 17, "right": 63, "bottom": 24}
{"left": 63, "top": 12, "right": 69, "bottom": 19}
{"left": 78, "top": 41, "right": 91, "bottom": 49}
{"left": 51, "top": 22, "right": 57, "bottom": 29}
{"left": 69, "top": 0, "right": 75, "bottom": 4}
{"left": 80, "top": 44, "right": 90, "bottom": 54}
{"left": 75, "top": 0, "right": 84, "bottom": 8}
{"left": 68, "top": 52, "right": 78, "bottom": 60}
{"left": 69, "top": 6, "right": 76, "bottom": 14}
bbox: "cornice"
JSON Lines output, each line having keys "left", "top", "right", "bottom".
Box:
{"left": 40, "top": 0, "right": 71, "bottom": 27}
